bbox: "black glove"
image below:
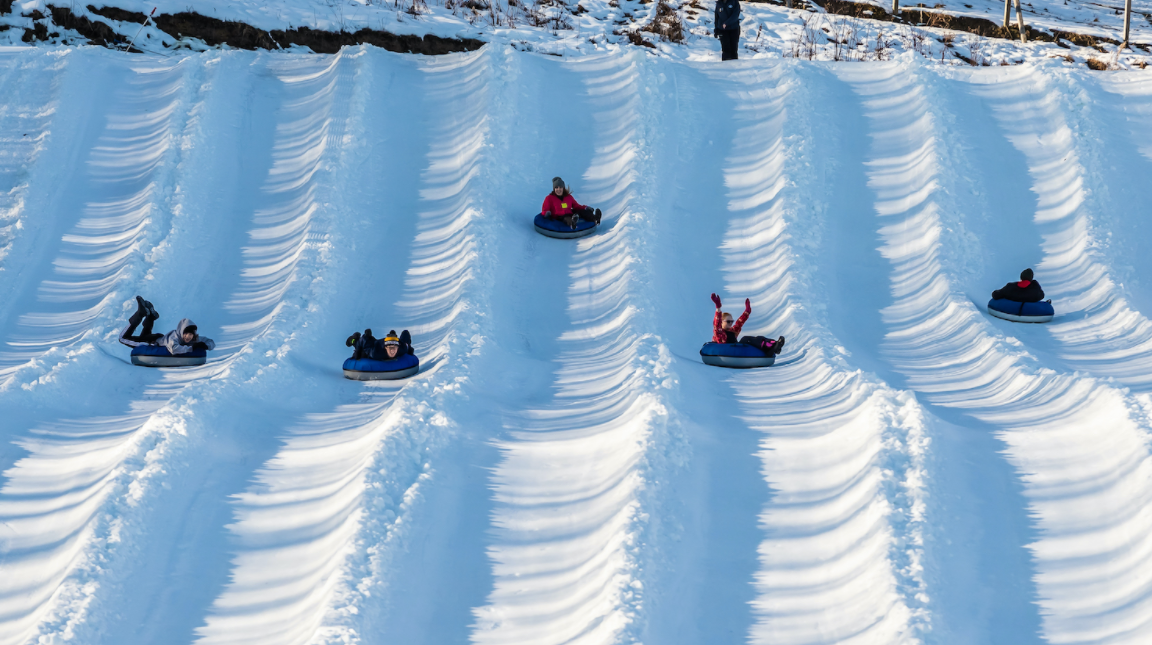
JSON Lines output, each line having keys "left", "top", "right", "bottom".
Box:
{"left": 192, "top": 341, "right": 209, "bottom": 351}
{"left": 545, "top": 210, "right": 552, "bottom": 217}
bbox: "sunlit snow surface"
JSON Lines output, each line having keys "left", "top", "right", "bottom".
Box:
{"left": 2, "top": 45, "right": 1152, "bottom": 645}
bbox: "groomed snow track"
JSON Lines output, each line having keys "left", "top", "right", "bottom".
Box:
{"left": 1, "top": 45, "right": 1151, "bottom": 645}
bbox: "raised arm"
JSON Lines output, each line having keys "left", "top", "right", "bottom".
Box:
{"left": 732, "top": 298, "right": 750, "bottom": 334}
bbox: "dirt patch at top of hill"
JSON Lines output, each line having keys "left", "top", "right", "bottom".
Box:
{"left": 86, "top": 5, "right": 146, "bottom": 24}
{"left": 271, "top": 25, "right": 485, "bottom": 55}
{"left": 151, "top": 12, "right": 280, "bottom": 49}
{"left": 16, "top": 4, "right": 483, "bottom": 55}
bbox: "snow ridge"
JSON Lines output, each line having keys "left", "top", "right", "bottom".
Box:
{"left": 0, "top": 50, "right": 63, "bottom": 273}
{"left": 472, "top": 50, "right": 673, "bottom": 645}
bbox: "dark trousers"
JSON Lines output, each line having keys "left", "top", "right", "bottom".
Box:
{"left": 119, "top": 310, "right": 163, "bottom": 346}
{"left": 740, "top": 335, "right": 774, "bottom": 351}
{"left": 554, "top": 207, "right": 597, "bottom": 223}
{"left": 719, "top": 29, "right": 740, "bottom": 61}
{"left": 575, "top": 207, "right": 598, "bottom": 222}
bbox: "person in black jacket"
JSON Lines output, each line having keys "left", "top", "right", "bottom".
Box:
{"left": 345, "top": 329, "right": 414, "bottom": 360}
{"left": 992, "top": 268, "right": 1045, "bottom": 303}
{"left": 714, "top": 0, "right": 741, "bottom": 61}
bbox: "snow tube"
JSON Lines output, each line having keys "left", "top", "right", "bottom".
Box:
{"left": 534, "top": 213, "right": 597, "bottom": 239}
{"left": 343, "top": 353, "right": 420, "bottom": 381}
{"left": 699, "top": 342, "right": 776, "bottom": 368}
{"left": 987, "top": 298, "right": 1055, "bottom": 323}
{"left": 130, "top": 345, "right": 207, "bottom": 367}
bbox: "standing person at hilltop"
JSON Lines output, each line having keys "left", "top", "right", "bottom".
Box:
{"left": 714, "top": 0, "right": 742, "bottom": 61}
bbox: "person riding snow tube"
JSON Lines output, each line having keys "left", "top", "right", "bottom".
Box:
{"left": 988, "top": 268, "right": 1054, "bottom": 323}
{"left": 535, "top": 177, "right": 601, "bottom": 239}
{"left": 701, "top": 293, "right": 784, "bottom": 368}
{"left": 343, "top": 329, "right": 419, "bottom": 380}
{"left": 119, "top": 296, "right": 214, "bottom": 367}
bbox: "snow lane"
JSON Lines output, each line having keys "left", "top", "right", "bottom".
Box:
{"left": 194, "top": 48, "right": 493, "bottom": 645}
{"left": 843, "top": 61, "right": 1152, "bottom": 644}
{"left": 708, "top": 63, "right": 928, "bottom": 645}
{"left": 966, "top": 66, "right": 1152, "bottom": 394}
{"left": 0, "top": 50, "right": 360, "bottom": 645}
{"left": 1084, "top": 74, "right": 1152, "bottom": 320}
{"left": 472, "top": 51, "right": 670, "bottom": 645}
{"left": 0, "top": 55, "right": 198, "bottom": 383}
{"left": 0, "top": 54, "right": 212, "bottom": 645}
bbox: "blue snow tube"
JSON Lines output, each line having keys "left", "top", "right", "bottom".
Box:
{"left": 987, "top": 298, "right": 1055, "bottom": 323}
{"left": 343, "top": 353, "right": 420, "bottom": 381}
{"left": 699, "top": 342, "right": 776, "bottom": 368}
{"left": 534, "top": 213, "right": 597, "bottom": 239}
{"left": 130, "top": 345, "right": 207, "bottom": 367}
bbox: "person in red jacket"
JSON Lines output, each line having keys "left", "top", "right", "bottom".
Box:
{"left": 711, "top": 293, "right": 784, "bottom": 355}
{"left": 541, "top": 177, "right": 602, "bottom": 229}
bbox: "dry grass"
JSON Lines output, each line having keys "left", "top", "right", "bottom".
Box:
{"left": 641, "top": 0, "right": 684, "bottom": 42}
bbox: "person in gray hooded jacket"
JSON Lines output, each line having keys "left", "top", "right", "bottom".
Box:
{"left": 119, "top": 296, "right": 215, "bottom": 354}
{"left": 714, "top": 0, "right": 741, "bottom": 61}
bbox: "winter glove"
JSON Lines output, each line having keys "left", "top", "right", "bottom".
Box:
{"left": 545, "top": 210, "right": 552, "bottom": 218}
{"left": 744, "top": 298, "right": 751, "bottom": 315}
{"left": 192, "top": 341, "right": 210, "bottom": 351}
{"left": 711, "top": 293, "right": 722, "bottom": 308}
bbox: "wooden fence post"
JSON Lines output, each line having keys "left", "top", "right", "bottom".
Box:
{"left": 1002, "top": 0, "right": 1011, "bottom": 27}
{"left": 1013, "top": 0, "right": 1026, "bottom": 43}
{"left": 1123, "top": 0, "right": 1132, "bottom": 47}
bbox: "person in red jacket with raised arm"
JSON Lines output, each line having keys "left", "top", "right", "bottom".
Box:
{"left": 542, "top": 177, "right": 602, "bottom": 229}
{"left": 711, "top": 293, "right": 785, "bottom": 355}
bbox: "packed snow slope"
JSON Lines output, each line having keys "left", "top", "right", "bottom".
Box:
{"left": 2, "top": 43, "right": 1152, "bottom": 645}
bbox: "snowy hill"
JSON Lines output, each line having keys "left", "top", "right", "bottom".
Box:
{"left": 1, "top": 0, "right": 1152, "bottom": 68}
{"left": 3, "top": 43, "right": 1152, "bottom": 644}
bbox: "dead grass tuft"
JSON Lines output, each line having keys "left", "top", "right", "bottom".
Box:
{"left": 641, "top": 0, "right": 684, "bottom": 42}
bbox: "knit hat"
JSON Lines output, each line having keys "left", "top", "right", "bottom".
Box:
{"left": 1020, "top": 268, "right": 1034, "bottom": 281}
{"left": 552, "top": 177, "right": 565, "bottom": 191}
{"left": 383, "top": 330, "right": 400, "bottom": 346}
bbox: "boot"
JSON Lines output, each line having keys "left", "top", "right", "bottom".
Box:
{"left": 774, "top": 336, "right": 785, "bottom": 355}
{"left": 593, "top": 208, "right": 602, "bottom": 224}
{"left": 144, "top": 299, "right": 158, "bottom": 320}
{"left": 346, "top": 331, "right": 361, "bottom": 347}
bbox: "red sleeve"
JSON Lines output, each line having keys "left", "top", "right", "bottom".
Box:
{"left": 731, "top": 311, "right": 749, "bottom": 336}
{"left": 541, "top": 194, "right": 555, "bottom": 216}
{"left": 713, "top": 310, "right": 724, "bottom": 343}
{"left": 567, "top": 194, "right": 585, "bottom": 211}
